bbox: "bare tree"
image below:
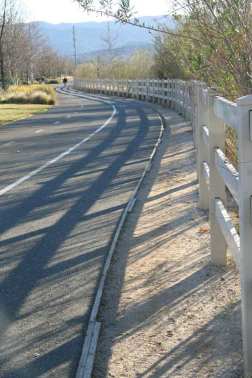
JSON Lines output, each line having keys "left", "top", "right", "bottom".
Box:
{"left": 0, "top": 0, "right": 20, "bottom": 88}
{"left": 101, "top": 23, "right": 118, "bottom": 78}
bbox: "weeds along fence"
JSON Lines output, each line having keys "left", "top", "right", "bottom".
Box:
{"left": 74, "top": 77, "right": 252, "bottom": 376}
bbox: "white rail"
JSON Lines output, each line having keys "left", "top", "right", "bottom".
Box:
{"left": 215, "top": 199, "right": 240, "bottom": 270}
{"left": 74, "top": 77, "right": 252, "bottom": 376}
{"left": 73, "top": 77, "right": 193, "bottom": 122}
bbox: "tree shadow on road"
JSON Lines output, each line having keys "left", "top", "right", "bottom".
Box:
{"left": 0, "top": 102, "right": 161, "bottom": 377}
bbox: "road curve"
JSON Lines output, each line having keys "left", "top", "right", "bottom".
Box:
{"left": 0, "top": 87, "right": 162, "bottom": 377}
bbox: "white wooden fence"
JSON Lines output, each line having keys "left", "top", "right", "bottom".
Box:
{"left": 74, "top": 77, "right": 252, "bottom": 377}
{"left": 73, "top": 78, "right": 193, "bottom": 121}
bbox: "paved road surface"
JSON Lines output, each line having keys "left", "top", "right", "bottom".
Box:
{"left": 0, "top": 88, "right": 161, "bottom": 377}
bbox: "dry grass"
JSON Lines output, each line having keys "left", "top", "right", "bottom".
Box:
{"left": 0, "top": 85, "right": 56, "bottom": 105}
{"left": 0, "top": 104, "right": 51, "bottom": 125}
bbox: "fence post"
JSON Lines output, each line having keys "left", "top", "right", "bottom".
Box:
{"left": 181, "top": 82, "right": 185, "bottom": 117}
{"left": 185, "top": 82, "right": 189, "bottom": 120}
{"left": 171, "top": 79, "right": 174, "bottom": 109}
{"left": 122, "top": 79, "right": 124, "bottom": 96}
{"left": 117, "top": 80, "right": 119, "bottom": 96}
{"left": 178, "top": 80, "right": 182, "bottom": 114}
{"left": 162, "top": 79, "right": 166, "bottom": 106}
{"left": 196, "top": 84, "right": 209, "bottom": 210}
{"left": 126, "top": 79, "right": 129, "bottom": 96}
{"left": 174, "top": 80, "right": 179, "bottom": 112}
{"left": 172, "top": 79, "right": 176, "bottom": 110}
{"left": 191, "top": 82, "right": 197, "bottom": 148}
{"left": 237, "top": 95, "right": 252, "bottom": 377}
{"left": 158, "top": 80, "right": 161, "bottom": 105}
{"left": 149, "top": 79, "right": 152, "bottom": 102}
{"left": 146, "top": 79, "right": 149, "bottom": 101}
{"left": 208, "top": 91, "right": 227, "bottom": 265}
{"left": 136, "top": 79, "right": 139, "bottom": 99}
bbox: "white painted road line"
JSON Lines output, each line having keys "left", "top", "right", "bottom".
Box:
{"left": 35, "top": 129, "right": 44, "bottom": 134}
{"left": 2, "top": 141, "right": 15, "bottom": 147}
{"left": 66, "top": 115, "right": 71, "bottom": 118}
{"left": 0, "top": 103, "right": 117, "bottom": 196}
{"left": 54, "top": 121, "right": 60, "bottom": 124}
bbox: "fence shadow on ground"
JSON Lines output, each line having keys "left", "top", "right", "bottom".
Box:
{"left": 93, "top": 109, "right": 243, "bottom": 378}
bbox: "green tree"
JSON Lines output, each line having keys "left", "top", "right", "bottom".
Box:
{"left": 75, "top": 0, "right": 252, "bottom": 96}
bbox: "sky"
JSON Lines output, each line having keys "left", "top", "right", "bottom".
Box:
{"left": 21, "top": 0, "right": 171, "bottom": 24}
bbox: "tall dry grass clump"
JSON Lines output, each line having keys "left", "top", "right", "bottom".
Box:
{"left": 0, "top": 85, "right": 56, "bottom": 105}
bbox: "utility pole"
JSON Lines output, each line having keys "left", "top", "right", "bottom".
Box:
{"left": 73, "top": 25, "right": 77, "bottom": 65}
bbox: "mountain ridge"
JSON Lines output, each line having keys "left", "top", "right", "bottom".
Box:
{"left": 36, "top": 16, "right": 174, "bottom": 59}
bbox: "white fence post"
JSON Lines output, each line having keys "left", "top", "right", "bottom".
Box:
{"left": 237, "top": 95, "right": 252, "bottom": 377}
{"left": 208, "top": 91, "right": 227, "bottom": 265}
{"left": 147, "top": 79, "right": 150, "bottom": 102}
{"left": 149, "top": 80, "right": 152, "bottom": 102}
{"left": 158, "top": 79, "right": 161, "bottom": 105}
{"left": 132, "top": 80, "right": 135, "bottom": 98}
{"left": 136, "top": 79, "right": 139, "bottom": 99}
{"left": 192, "top": 82, "right": 199, "bottom": 149}
{"left": 170, "top": 79, "right": 173, "bottom": 109}
{"left": 162, "top": 80, "right": 166, "bottom": 106}
{"left": 126, "top": 79, "right": 129, "bottom": 96}
{"left": 196, "top": 84, "right": 209, "bottom": 210}
{"left": 117, "top": 80, "right": 119, "bottom": 96}
{"left": 175, "top": 80, "right": 179, "bottom": 113}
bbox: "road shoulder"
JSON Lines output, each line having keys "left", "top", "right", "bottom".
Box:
{"left": 93, "top": 106, "right": 242, "bottom": 378}
{"left": 0, "top": 104, "right": 52, "bottom": 126}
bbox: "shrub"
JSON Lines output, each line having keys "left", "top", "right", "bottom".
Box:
{"left": 2, "top": 93, "right": 29, "bottom": 104}
{"left": 30, "top": 91, "right": 52, "bottom": 104}
{"left": 47, "top": 79, "right": 60, "bottom": 84}
{"left": 0, "top": 85, "right": 56, "bottom": 105}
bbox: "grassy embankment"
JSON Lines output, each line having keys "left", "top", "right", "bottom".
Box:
{"left": 0, "top": 85, "right": 56, "bottom": 125}
{"left": 0, "top": 104, "right": 51, "bottom": 125}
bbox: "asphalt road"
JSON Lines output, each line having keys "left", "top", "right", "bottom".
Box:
{"left": 0, "top": 87, "right": 162, "bottom": 377}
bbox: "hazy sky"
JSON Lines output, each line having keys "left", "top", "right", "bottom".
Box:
{"left": 21, "top": 0, "right": 171, "bottom": 24}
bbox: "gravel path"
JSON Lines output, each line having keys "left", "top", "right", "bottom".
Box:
{"left": 92, "top": 106, "right": 243, "bottom": 378}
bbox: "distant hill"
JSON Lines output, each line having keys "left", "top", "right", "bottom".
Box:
{"left": 37, "top": 16, "right": 175, "bottom": 60}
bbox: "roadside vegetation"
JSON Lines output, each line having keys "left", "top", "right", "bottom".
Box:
{"left": 76, "top": 45, "right": 154, "bottom": 80}
{"left": 0, "top": 85, "right": 56, "bottom": 105}
{"left": 0, "top": 85, "right": 55, "bottom": 125}
{"left": 75, "top": 0, "right": 251, "bottom": 167}
{"left": 0, "top": 1, "right": 75, "bottom": 90}
{"left": 75, "top": 0, "right": 252, "bottom": 98}
{"left": 0, "top": 103, "right": 51, "bottom": 126}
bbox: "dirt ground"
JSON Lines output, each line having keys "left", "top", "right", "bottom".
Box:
{"left": 92, "top": 106, "right": 243, "bottom": 378}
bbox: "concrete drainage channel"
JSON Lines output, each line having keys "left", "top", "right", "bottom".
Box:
{"left": 56, "top": 86, "right": 165, "bottom": 378}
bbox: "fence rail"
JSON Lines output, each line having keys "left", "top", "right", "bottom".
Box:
{"left": 74, "top": 77, "right": 252, "bottom": 377}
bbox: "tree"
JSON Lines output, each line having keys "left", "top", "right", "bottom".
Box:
{"left": 101, "top": 23, "right": 118, "bottom": 78}
{"left": 181, "top": 0, "right": 252, "bottom": 95}
{"left": 75, "top": 0, "right": 205, "bottom": 44}
{"left": 0, "top": 0, "right": 20, "bottom": 88}
{"left": 77, "top": 46, "right": 154, "bottom": 79}
{"left": 75, "top": 0, "right": 252, "bottom": 96}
